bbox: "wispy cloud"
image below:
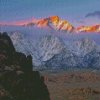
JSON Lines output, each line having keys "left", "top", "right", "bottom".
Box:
{"left": 77, "top": 21, "right": 85, "bottom": 24}
{"left": 1, "top": 19, "right": 39, "bottom": 26}
{"left": 85, "top": 11, "right": 100, "bottom": 18}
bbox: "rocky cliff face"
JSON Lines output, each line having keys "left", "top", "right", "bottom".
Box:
{"left": 36, "top": 35, "right": 66, "bottom": 61}
{"left": 66, "top": 38, "right": 99, "bottom": 57}
{"left": 83, "top": 50, "right": 100, "bottom": 69}
{"left": 0, "top": 32, "right": 50, "bottom": 100}
{"left": 27, "top": 16, "right": 74, "bottom": 34}
{"left": 45, "top": 49, "right": 79, "bottom": 69}
{"left": 44, "top": 37, "right": 100, "bottom": 69}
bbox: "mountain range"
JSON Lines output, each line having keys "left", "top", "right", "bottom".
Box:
{"left": 0, "top": 18, "right": 100, "bottom": 70}
{"left": 6, "top": 31, "right": 100, "bottom": 70}
{"left": 23, "top": 16, "right": 100, "bottom": 34}
{"left": 1, "top": 16, "right": 100, "bottom": 34}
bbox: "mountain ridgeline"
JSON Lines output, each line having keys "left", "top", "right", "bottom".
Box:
{"left": 25, "top": 16, "right": 100, "bottom": 34}
{"left": 0, "top": 32, "right": 50, "bottom": 100}
{"left": 1, "top": 16, "right": 100, "bottom": 34}
{"left": 7, "top": 31, "right": 100, "bottom": 70}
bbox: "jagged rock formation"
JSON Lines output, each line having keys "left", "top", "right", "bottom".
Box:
{"left": 26, "top": 16, "right": 100, "bottom": 33}
{"left": 36, "top": 35, "right": 83, "bottom": 69}
{"left": 36, "top": 35, "right": 66, "bottom": 61}
{"left": 1, "top": 16, "right": 100, "bottom": 33}
{"left": 36, "top": 16, "right": 74, "bottom": 34}
{"left": 24, "top": 16, "right": 74, "bottom": 34}
{"left": 0, "top": 32, "right": 50, "bottom": 100}
{"left": 45, "top": 49, "right": 81, "bottom": 70}
{"left": 40, "top": 36, "right": 100, "bottom": 69}
{"left": 66, "top": 38, "right": 99, "bottom": 57}
{"left": 83, "top": 50, "right": 100, "bottom": 69}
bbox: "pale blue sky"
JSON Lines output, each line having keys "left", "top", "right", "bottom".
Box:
{"left": 0, "top": 0, "right": 100, "bottom": 27}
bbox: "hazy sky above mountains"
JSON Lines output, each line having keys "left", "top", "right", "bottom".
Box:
{"left": 1, "top": 0, "right": 100, "bottom": 27}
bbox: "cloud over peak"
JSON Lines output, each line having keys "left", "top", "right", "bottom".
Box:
{"left": 85, "top": 11, "right": 100, "bottom": 18}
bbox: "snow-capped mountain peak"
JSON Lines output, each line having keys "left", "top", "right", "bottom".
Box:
{"left": 26, "top": 16, "right": 74, "bottom": 34}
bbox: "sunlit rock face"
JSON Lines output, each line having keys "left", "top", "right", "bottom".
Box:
{"left": 26, "top": 16, "right": 100, "bottom": 34}
{"left": 27, "top": 16, "right": 74, "bottom": 34}
{"left": 74, "top": 25, "right": 100, "bottom": 33}
{"left": 1, "top": 16, "right": 100, "bottom": 35}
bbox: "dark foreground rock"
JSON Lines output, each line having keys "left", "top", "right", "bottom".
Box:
{"left": 0, "top": 32, "right": 50, "bottom": 100}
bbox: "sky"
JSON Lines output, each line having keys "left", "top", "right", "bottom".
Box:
{"left": 0, "top": 0, "right": 100, "bottom": 27}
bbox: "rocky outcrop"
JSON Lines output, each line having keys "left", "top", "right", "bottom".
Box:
{"left": 0, "top": 32, "right": 50, "bottom": 100}
{"left": 36, "top": 35, "right": 66, "bottom": 61}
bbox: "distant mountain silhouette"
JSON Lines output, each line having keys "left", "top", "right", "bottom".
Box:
{"left": 0, "top": 32, "right": 50, "bottom": 100}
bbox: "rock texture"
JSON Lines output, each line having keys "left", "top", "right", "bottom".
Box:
{"left": 41, "top": 36, "right": 100, "bottom": 69}
{"left": 36, "top": 35, "right": 66, "bottom": 61}
{"left": 0, "top": 32, "right": 50, "bottom": 100}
